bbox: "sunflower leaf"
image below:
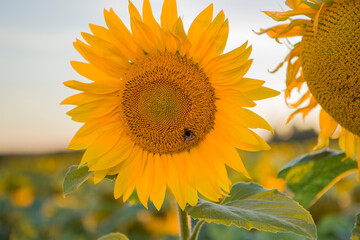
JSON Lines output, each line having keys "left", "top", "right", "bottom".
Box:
{"left": 63, "top": 165, "right": 93, "bottom": 196}
{"left": 97, "top": 232, "right": 129, "bottom": 240}
{"left": 186, "top": 182, "right": 317, "bottom": 240}
{"left": 278, "top": 149, "right": 357, "bottom": 208}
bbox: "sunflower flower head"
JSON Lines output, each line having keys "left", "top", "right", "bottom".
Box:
{"left": 257, "top": 0, "right": 360, "bottom": 173}
{"left": 63, "top": 0, "right": 279, "bottom": 210}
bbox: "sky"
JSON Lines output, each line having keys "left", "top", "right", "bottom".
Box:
{"left": 0, "top": 0, "right": 320, "bottom": 154}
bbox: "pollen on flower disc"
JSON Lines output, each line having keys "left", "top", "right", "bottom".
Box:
{"left": 122, "top": 52, "right": 216, "bottom": 154}
{"left": 301, "top": 0, "right": 360, "bottom": 135}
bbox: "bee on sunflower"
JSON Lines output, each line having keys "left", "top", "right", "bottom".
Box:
{"left": 62, "top": 0, "right": 279, "bottom": 210}
{"left": 257, "top": 0, "right": 360, "bottom": 171}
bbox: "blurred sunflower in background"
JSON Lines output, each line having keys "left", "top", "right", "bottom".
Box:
{"left": 62, "top": 0, "right": 278, "bottom": 210}
{"left": 257, "top": 0, "right": 360, "bottom": 170}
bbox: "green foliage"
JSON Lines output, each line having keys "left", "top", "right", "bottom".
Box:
{"left": 63, "top": 165, "right": 93, "bottom": 196}
{"left": 186, "top": 182, "right": 317, "bottom": 240}
{"left": 316, "top": 215, "right": 353, "bottom": 240}
{"left": 278, "top": 149, "right": 357, "bottom": 208}
{"left": 63, "top": 165, "right": 117, "bottom": 196}
{"left": 203, "top": 224, "right": 306, "bottom": 240}
{"left": 0, "top": 153, "right": 178, "bottom": 239}
{"left": 352, "top": 214, "right": 360, "bottom": 240}
{"left": 98, "top": 232, "right": 129, "bottom": 240}
{"left": 1, "top": 150, "right": 359, "bottom": 240}
{"left": 201, "top": 214, "right": 354, "bottom": 240}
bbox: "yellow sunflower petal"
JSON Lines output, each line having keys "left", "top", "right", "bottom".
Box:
{"left": 113, "top": 149, "right": 140, "bottom": 199}
{"left": 143, "top": 0, "right": 158, "bottom": 29}
{"left": 128, "top": 1, "right": 142, "bottom": 21}
{"left": 215, "top": 116, "right": 271, "bottom": 152}
{"left": 186, "top": 185, "right": 198, "bottom": 206}
{"left": 217, "top": 100, "right": 274, "bottom": 133}
{"left": 357, "top": 138, "right": 360, "bottom": 179}
{"left": 63, "top": 80, "right": 121, "bottom": 95}
{"left": 150, "top": 154, "right": 167, "bottom": 210}
{"left": 191, "top": 10, "right": 227, "bottom": 62}
{"left": 166, "top": 154, "right": 187, "bottom": 210}
{"left": 232, "top": 78, "right": 266, "bottom": 92}
{"left": 80, "top": 126, "right": 123, "bottom": 167}
{"left": 263, "top": 8, "right": 317, "bottom": 21}
{"left": 256, "top": 19, "right": 309, "bottom": 40}
{"left": 73, "top": 40, "right": 127, "bottom": 77}
{"left": 187, "top": 148, "right": 223, "bottom": 202}
{"left": 216, "top": 88, "right": 256, "bottom": 107}
{"left": 196, "top": 142, "right": 231, "bottom": 193}
{"left": 136, "top": 152, "right": 155, "bottom": 208}
{"left": 172, "top": 18, "right": 191, "bottom": 55}
{"left": 143, "top": 0, "right": 166, "bottom": 51}
{"left": 286, "top": 0, "right": 304, "bottom": 9}
{"left": 315, "top": 109, "right": 339, "bottom": 150}
{"left": 81, "top": 32, "right": 126, "bottom": 60}
{"left": 130, "top": 18, "right": 158, "bottom": 53}
{"left": 187, "top": 4, "right": 213, "bottom": 46}
{"left": 289, "top": 90, "right": 311, "bottom": 108}
{"left": 177, "top": 152, "right": 198, "bottom": 206}
{"left": 243, "top": 86, "right": 280, "bottom": 101}
{"left": 89, "top": 139, "right": 134, "bottom": 171}
{"left": 205, "top": 42, "right": 250, "bottom": 75}
{"left": 287, "top": 96, "right": 318, "bottom": 123}
{"left": 161, "top": 0, "right": 178, "bottom": 31}
{"left": 129, "top": 1, "right": 158, "bottom": 53}
{"left": 89, "top": 24, "right": 137, "bottom": 60}
{"left": 61, "top": 93, "right": 103, "bottom": 106}
{"left": 211, "top": 60, "right": 253, "bottom": 85}
{"left": 66, "top": 99, "right": 118, "bottom": 123}
{"left": 94, "top": 169, "right": 109, "bottom": 184}
{"left": 118, "top": 148, "right": 146, "bottom": 201}
{"left": 197, "top": 18, "right": 229, "bottom": 64}
{"left": 70, "top": 61, "right": 121, "bottom": 84}
{"left": 286, "top": 58, "right": 302, "bottom": 87}
{"left": 68, "top": 116, "right": 117, "bottom": 150}
{"left": 205, "top": 132, "right": 250, "bottom": 179}
{"left": 339, "top": 129, "right": 357, "bottom": 160}
{"left": 104, "top": 9, "right": 141, "bottom": 56}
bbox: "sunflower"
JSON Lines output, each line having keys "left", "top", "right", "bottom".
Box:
{"left": 257, "top": 0, "right": 360, "bottom": 170}
{"left": 62, "top": 0, "right": 278, "bottom": 210}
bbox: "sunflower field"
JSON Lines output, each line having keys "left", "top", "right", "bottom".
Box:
{"left": 1, "top": 132, "right": 359, "bottom": 240}
{"left": 2, "top": 0, "right": 360, "bottom": 239}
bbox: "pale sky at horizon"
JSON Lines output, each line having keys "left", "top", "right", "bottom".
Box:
{"left": 0, "top": 0, "right": 320, "bottom": 154}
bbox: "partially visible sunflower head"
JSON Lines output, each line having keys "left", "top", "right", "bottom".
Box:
{"left": 257, "top": 0, "right": 360, "bottom": 171}
{"left": 62, "top": 0, "right": 279, "bottom": 210}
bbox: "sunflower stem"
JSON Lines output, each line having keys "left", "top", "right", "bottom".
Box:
{"left": 177, "top": 205, "right": 190, "bottom": 240}
{"left": 189, "top": 220, "right": 205, "bottom": 240}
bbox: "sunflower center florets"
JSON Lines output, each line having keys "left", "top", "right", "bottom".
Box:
{"left": 122, "top": 52, "right": 216, "bottom": 154}
{"left": 301, "top": 0, "right": 360, "bottom": 135}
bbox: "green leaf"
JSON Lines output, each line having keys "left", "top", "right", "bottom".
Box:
{"left": 186, "top": 182, "right": 317, "bottom": 240}
{"left": 352, "top": 214, "right": 360, "bottom": 240}
{"left": 278, "top": 149, "right": 357, "bottom": 208}
{"left": 97, "top": 233, "right": 129, "bottom": 240}
{"left": 63, "top": 165, "right": 93, "bottom": 196}
{"left": 63, "top": 165, "right": 117, "bottom": 196}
